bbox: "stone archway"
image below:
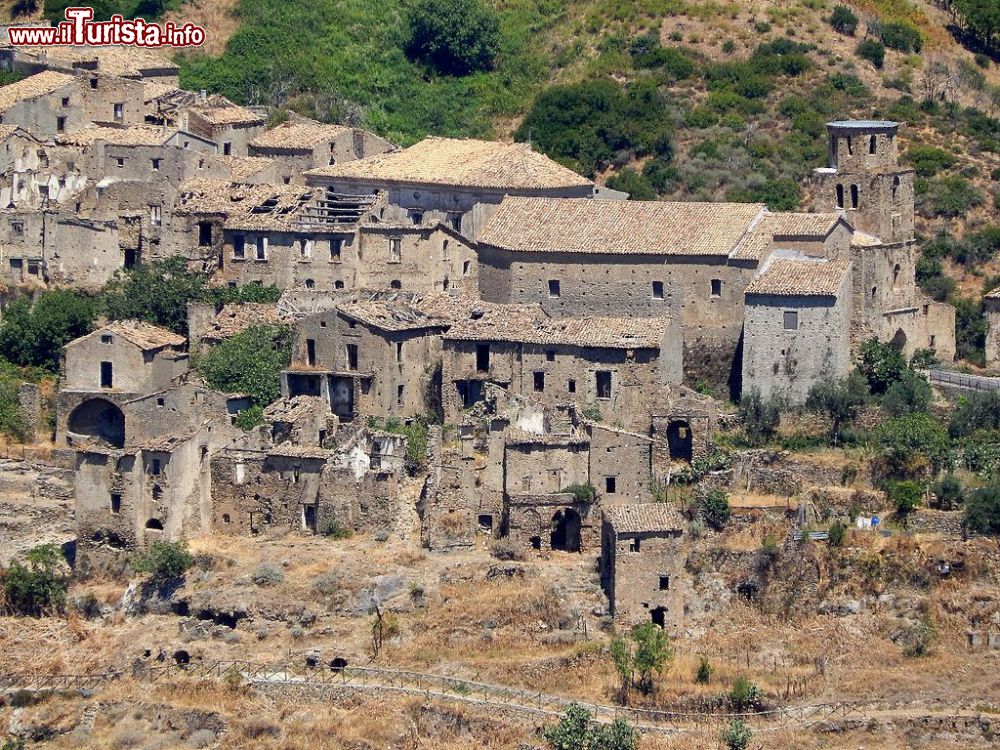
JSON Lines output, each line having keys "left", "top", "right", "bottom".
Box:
{"left": 550, "top": 508, "right": 581, "bottom": 553}
{"left": 891, "top": 328, "right": 907, "bottom": 352}
{"left": 667, "top": 420, "right": 693, "bottom": 462}
{"left": 67, "top": 398, "right": 125, "bottom": 448}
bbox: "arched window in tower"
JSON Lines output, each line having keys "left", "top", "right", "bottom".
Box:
{"left": 871, "top": 286, "right": 877, "bottom": 300}
{"left": 892, "top": 263, "right": 901, "bottom": 288}
{"left": 846, "top": 136, "right": 853, "bottom": 155}
{"left": 869, "top": 135, "right": 877, "bottom": 154}
{"left": 850, "top": 185, "right": 859, "bottom": 209}
{"left": 836, "top": 184, "right": 844, "bottom": 209}
{"left": 892, "top": 175, "right": 900, "bottom": 201}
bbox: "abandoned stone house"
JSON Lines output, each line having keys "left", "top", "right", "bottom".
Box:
{"left": 601, "top": 503, "right": 686, "bottom": 632}
{"left": 58, "top": 320, "right": 189, "bottom": 448}
{"left": 440, "top": 304, "right": 683, "bottom": 430}
{"left": 304, "top": 136, "right": 605, "bottom": 238}
{"left": 2, "top": 44, "right": 181, "bottom": 86}
{"left": 169, "top": 178, "right": 478, "bottom": 293}
{"left": 282, "top": 292, "right": 480, "bottom": 422}
{"left": 178, "top": 99, "right": 266, "bottom": 158}
{"left": 74, "top": 381, "right": 240, "bottom": 573}
{"left": 187, "top": 301, "right": 285, "bottom": 352}
{"left": 248, "top": 119, "right": 395, "bottom": 186}
{"left": 0, "top": 70, "right": 85, "bottom": 139}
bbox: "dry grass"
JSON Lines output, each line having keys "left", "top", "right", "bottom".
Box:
{"left": 165, "top": 0, "right": 241, "bottom": 58}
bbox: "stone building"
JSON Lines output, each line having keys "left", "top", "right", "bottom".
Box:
{"left": 440, "top": 305, "right": 683, "bottom": 430}
{"left": 742, "top": 257, "right": 853, "bottom": 403}
{"left": 249, "top": 119, "right": 395, "bottom": 185}
{"left": 187, "top": 302, "right": 284, "bottom": 352}
{"left": 304, "top": 136, "right": 598, "bottom": 237}
{"left": 3, "top": 45, "right": 180, "bottom": 86}
{"left": 0, "top": 71, "right": 83, "bottom": 139}
{"left": 74, "top": 382, "right": 239, "bottom": 574}
{"left": 179, "top": 99, "right": 266, "bottom": 157}
{"left": 601, "top": 503, "right": 686, "bottom": 631}
{"left": 170, "top": 178, "right": 478, "bottom": 294}
{"left": 58, "top": 321, "right": 188, "bottom": 448}
{"left": 811, "top": 120, "right": 955, "bottom": 361}
{"left": 282, "top": 292, "right": 477, "bottom": 421}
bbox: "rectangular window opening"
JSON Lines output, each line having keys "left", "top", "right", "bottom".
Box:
{"left": 783, "top": 310, "right": 799, "bottom": 330}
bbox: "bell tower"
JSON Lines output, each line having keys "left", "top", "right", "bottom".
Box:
{"left": 812, "top": 120, "right": 913, "bottom": 244}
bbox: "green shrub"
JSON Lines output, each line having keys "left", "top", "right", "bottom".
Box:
{"left": 905, "top": 145, "right": 957, "bottom": 177}
{"left": 726, "top": 177, "right": 801, "bottom": 211}
{"left": 729, "top": 677, "right": 763, "bottom": 711}
{"left": 234, "top": 406, "right": 265, "bottom": 431}
{"left": 805, "top": 372, "right": 869, "bottom": 442}
{"left": 695, "top": 656, "right": 713, "bottom": 684}
{"left": 882, "top": 369, "right": 932, "bottom": 417}
{"left": 543, "top": 704, "right": 637, "bottom": 750}
{"left": 0, "top": 291, "right": 97, "bottom": 373}
{"left": 132, "top": 540, "right": 194, "bottom": 582}
{"left": 0, "top": 376, "right": 27, "bottom": 442}
{"left": 875, "top": 413, "right": 951, "bottom": 479}
{"left": 965, "top": 484, "right": 1000, "bottom": 535}
{"left": 323, "top": 516, "right": 352, "bottom": 539}
{"left": 828, "top": 520, "right": 847, "bottom": 547}
{"left": 875, "top": 21, "right": 922, "bottom": 52}
{"left": 738, "top": 388, "right": 780, "bottom": 446}
{"left": 919, "top": 176, "right": 984, "bottom": 218}
{"left": 699, "top": 489, "right": 731, "bottom": 531}
{"left": 607, "top": 168, "right": 655, "bottom": 200}
{"left": 857, "top": 338, "right": 906, "bottom": 394}
{"left": 250, "top": 563, "right": 284, "bottom": 587}
{"left": 829, "top": 5, "right": 858, "bottom": 36}
{"left": 642, "top": 157, "right": 679, "bottom": 194}
{"left": 563, "top": 483, "right": 596, "bottom": 503}
{"left": 889, "top": 479, "right": 923, "bottom": 516}
{"left": 405, "top": 0, "right": 501, "bottom": 75}
{"left": 933, "top": 473, "right": 963, "bottom": 510}
{"left": 196, "top": 324, "right": 292, "bottom": 408}
{"left": 721, "top": 719, "right": 753, "bottom": 750}
{"left": 857, "top": 39, "right": 886, "bottom": 69}
{"left": 953, "top": 295, "right": 986, "bottom": 365}
{"left": 951, "top": 391, "right": 1000, "bottom": 437}
{"left": 1, "top": 544, "right": 68, "bottom": 616}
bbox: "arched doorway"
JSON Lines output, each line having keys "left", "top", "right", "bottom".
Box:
{"left": 68, "top": 399, "right": 125, "bottom": 448}
{"left": 650, "top": 606, "right": 667, "bottom": 628}
{"left": 891, "top": 328, "right": 907, "bottom": 352}
{"left": 550, "top": 509, "right": 581, "bottom": 553}
{"left": 667, "top": 420, "right": 693, "bottom": 462}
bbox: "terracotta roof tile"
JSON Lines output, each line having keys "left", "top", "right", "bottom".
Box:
{"left": 336, "top": 292, "right": 481, "bottom": 332}
{"left": 478, "top": 196, "right": 765, "bottom": 256}
{"left": 604, "top": 503, "right": 686, "bottom": 533}
{"left": 215, "top": 155, "right": 276, "bottom": 181}
{"left": 250, "top": 120, "right": 351, "bottom": 150}
{"left": 764, "top": 212, "right": 843, "bottom": 237}
{"left": 56, "top": 125, "right": 175, "bottom": 147}
{"left": 204, "top": 303, "right": 282, "bottom": 341}
{"left": 0, "top": 71, "right": 75, "bottom": 113}
{"left": 22, "top": 46, "right": 178, "bottom": 77}
{"left": 745, "top": 258, "right": 851, "bottom": 297}
{"left": 306, "top": 136, "right": 593, "bottom": 190}
{"left": 89, "top": 320, "right": 185, "bottom": 350}
{"left": 188, "top": 103, "right": 264, "bottom": 128}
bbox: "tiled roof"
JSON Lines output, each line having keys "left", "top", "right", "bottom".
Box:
{"left": 263, "top": 395, "right": 328, "bottom": 423}
{"left": 174, "top": 178, "right": 316, "bottom": 227}
{"left": 188, "top": 103, "right": 264, "bottom": 128}
{"left": 0, "top": 124, "right": 28, "bottom": 141}
{"left": 0, "top": 71, "right": 75, "bottom": 113}
{"left": 764, "top": 212, "right": 843, "bottom": 237}
{"left": 336, "top": 292, "right": 480, "bottom": 332}
{"left": 140, "top": 426, "right": 200, "bottom": 452}
{"left": 604, "top": 503, "right": 686, "bottom": 533}
{"left": 215, "top": 155, "right": 276, "bottom": 181}
{"left": 25, "top": 46, "right": 178, "bottom": 76}
{"left": 306, "top": 136, "right": 593, "bottom": 190}
{"left": 478, "top": 197, "right": 765, "bottom": 256}
{"left": 850, "top": 231, "right": 882, "bottom": 248}
{"left": 204, "top": 303, "right": 282, "bottom": 340}
{"left": 505, "top": 429, "right": 589, "bottom": 446}
{"left": 250, "top": 120, "right": 351, "bottom": 150}
{"left": 745, "top": 258, "right": 851, "bottom": 297}
{"left": 444, "top": 309, "right": 669, "bottom": 349}
{"left": 143, "top": 80, "right": 182, "bottom": 102}
{"left": 101, "top": 320, "right": 185, "bottom": 350}
{"left": 56, "top": 125, "right": 174, "bottom": 147}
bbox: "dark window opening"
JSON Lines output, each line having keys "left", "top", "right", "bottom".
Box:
{"left": 390, "top": 279, "right": 401, "bottom": 289}
{"left": 476, "top": 344, "right": 490, "bottom": 372}
{"left": 100, "top": 361, "right": 113, "bottom": 388}
{"left": 478, "top": 514, "right": 493, "bottom": 532}
{"left": 546, "top": 350, "right": 555, "bottom": 362}
{"left": 150, "top": 458, "right": 161, "bottom": 475}
{"left": 659, "top": 575, "right": 670, "bottom": 591}
{"left": 783, "top": 310, "right": 798, "bottom": 330}
{"left": 530, "top": 536, "right": 542, "bottom": 550}
{"left": 145, "top": 518, "right": 163, "bottom": 530}
{"left": 456, "top": 380, "right": 484, "bottom": 408}
{"left": 651, "top": 606, "right": 666, "bottom": 628}
{"left": 110, "top": 493, "right": 121, "bottom": 514}
{"left": 596, "top": 370, "right": 612, "bottom": 399}
{"left": 306, "top": 339, "right": 316, "bottom": 366}
{"left": 232, "top": 234, "right": 245, "bottom": 259}
{"left": 605, "top": 477, "right": 617, "bottom": 494}
{"left": 711, "top": 279, "right": 722, "bottom": 297}
{"left": 548, "top": 279, "right": 560, "bottom": 298}
{"left": 397, "top": 384, "right": 405, "bottom": 408}
{"left": 568, "top": 379, "right": 576, "bottom": 393}
{"left": 331, "top": 239, "right": 342, "bottom": 261}
{"left": 629, "top": 537, "right": 641, "bottom": 553}
{"left": 652, "top": 281, "right": 664, "bottom": 300}
{"left": 533, "top": 371, "right": 545, "bottom": 392}
{"left": 869, "top": 135, "right": 877, "bottom": 154}
{"left": 850, "top": 184, "right": 859, "bottom": 209}
{"left": 346, "top": 344, "right": 358, "bottom": 371}
{"left": 198, "top": 221, "right": 212, "bottom": 246}
{"left": 124, "top": 249, "right": 137, "bottom": 269}
{"left": 550, "top": 508, "right": 581, "bottom": 553}
{"left": 836, "top": 184, "right": 844, "bottom": 209}
{"left": 56, "top": 116, "right": 66, "bottom": 132}
{"left": 223, "top": 141, "right": 232, "bottom": 156}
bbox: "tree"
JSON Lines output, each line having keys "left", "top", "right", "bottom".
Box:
{"left": 738, "top": 388, "right": 780, "bottom": 446}
{"left": 195, "top": 324, "right": 292, "bottom": 408}
{"left": 103, "top": 256, "right": 208, "bottom": 335}
{"left": 132, "top": 540, "right": 193, "bottom": 582}
{"left": 952, "top": 0, "right": 1000, "bottom": 53}
{"left": 933, "top": 473, "right": 964, "bottom": 510}
{"left": 950, "top": 391, "right": 1000, "bottom": 437}
{"left": 542, "top": 704, "right": 637, "bottom": 750}
{"left": 698, "top": 488, "right": 731, "bottom": 531}
{"left": 882, "top": 369, "right": 933, "bottom": 416}
{"left": 805, "top": 372, "right": 869, "bottom": 442}
{"left": 857, "top": 339, "right": 906, "bottom": 394}
{"left": 965, "top": 483, "right": 1000, "bottom": 535}
{"left": 405, "top": 0, "right": 501, "bottom": 76}
{"left": 610, "top": 622, "right": 674, "bottom": 699}
{"left": 889, "top": 479, "right": 923, "bottom": 516}
{"left": 1, "top": 544, "right": 68, "bottom": 616}
{"left": 729, "top": 677, "right": 763, "bottom": 710}
{"left": 857, "top": 39, "right": 886, "bottom": 69}
{"left": 875, "top": 413, "right": 951, "bottom": 479}
{"left": 721, "top": 719, "right": 753, "bottom": 750}
{"left": 0, "top": 291, "right": 97, "bottom": 372}
{"left": 830, "top": 5, "right": 858, "bottom": 35}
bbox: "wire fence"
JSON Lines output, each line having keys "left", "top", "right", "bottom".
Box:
{"left": 2, "top": 658, "right": 985, "bottom": 734}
